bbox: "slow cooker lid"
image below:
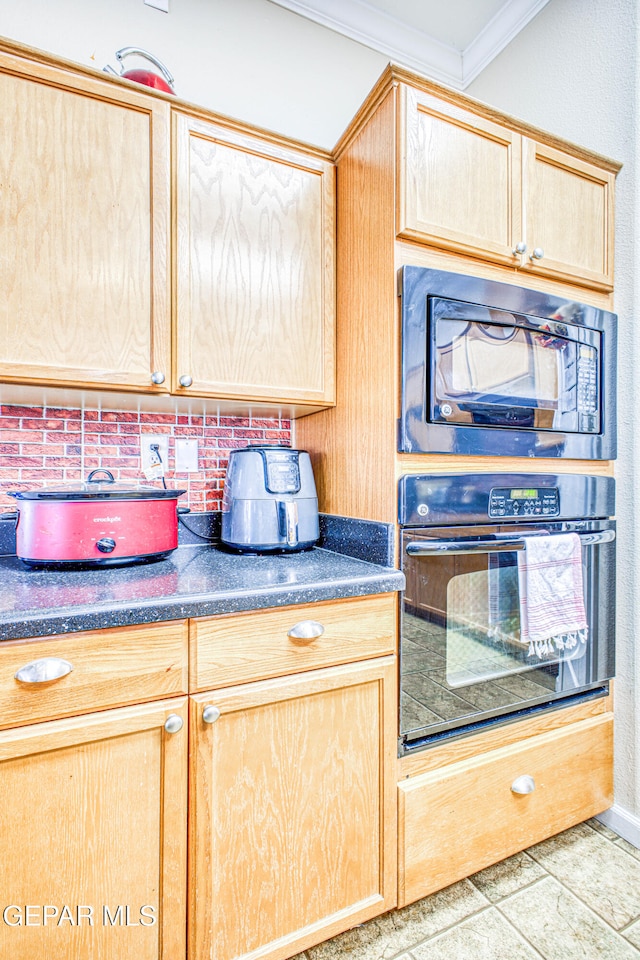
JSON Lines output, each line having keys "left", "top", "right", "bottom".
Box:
{"left": 9, "top": 468, "right": 186, "bottom": 501}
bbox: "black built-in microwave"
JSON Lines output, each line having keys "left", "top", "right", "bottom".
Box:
{"left": 399, "top": 267, "right": 617, "bottom": 460}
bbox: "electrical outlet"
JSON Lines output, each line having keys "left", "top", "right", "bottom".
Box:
{"left": 141, "top": 434, "right": 169, "bottom": 479}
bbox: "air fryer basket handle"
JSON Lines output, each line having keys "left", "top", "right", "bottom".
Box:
{"left": 278, "top": 501, "right": 299, "bottom": 547}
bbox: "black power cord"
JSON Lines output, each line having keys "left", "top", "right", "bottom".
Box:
{"left": 150, "top": 442, "right": 218, "bottom": 543}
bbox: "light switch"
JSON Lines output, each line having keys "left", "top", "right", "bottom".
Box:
{"left": 175, "top": 438, "right": 199, "bottom": 473}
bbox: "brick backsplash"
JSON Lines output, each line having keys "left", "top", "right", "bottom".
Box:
{"left": 0, "top": 405, "right": 291, "bottom": 512}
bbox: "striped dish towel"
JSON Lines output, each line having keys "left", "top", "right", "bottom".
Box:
{"left": 517, "top": 532, "right": 588, "bottom": 657}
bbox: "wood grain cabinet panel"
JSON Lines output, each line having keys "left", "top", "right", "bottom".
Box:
{"left": 173, "top": 113, "right": 335, "bottom": 406}
{"left": 0, "top": 697, "right": 188, "bottom": 960}
{"left": 399, "top": 86, "right": 522, "bottom": 265}
{"left": 190, "top": 594, "right": 396, "bottom": 690}
{"left": 398, "top": 713, "right": 613, "bottom": 906}
{"left": 189, "top": 656, "right": 397, "bottom": 960}
{"left": 0, "top": 53, "right": 171, "bottom": 391}
{"left": 521, "top": 139, "right": 615, "bottom": 289}
{"left": 0, "top": 620, "right": 188, "bottom": 730}
{"left": 399, "top": 83, "right": 616, "bottom": 291}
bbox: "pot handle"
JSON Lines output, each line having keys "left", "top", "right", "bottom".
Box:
{"left": 87, "top": 468, "right": 115, "bottom": 484}
{"left": 115, "top": 47, "right": 175, "bottom": 88}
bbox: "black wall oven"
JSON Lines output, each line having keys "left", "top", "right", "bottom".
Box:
{"left": 399, "top": 473, "right": 615, "bottom": 755}
{"left": 399, "top": 267, "right": 617, "bottom": 460}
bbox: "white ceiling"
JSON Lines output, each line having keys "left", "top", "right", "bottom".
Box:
{"left": 267, "top": 0, "right": 551, "bottom": 89}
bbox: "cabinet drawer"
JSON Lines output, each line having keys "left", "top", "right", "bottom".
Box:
{"left": 190, "top": 594, "right": 396, "bottom": 691}
{"left": 398, "top": 713, "right": 613, "bottom": 906}
{"left": 0, "top": 620, "right": 188, "bottom": 729}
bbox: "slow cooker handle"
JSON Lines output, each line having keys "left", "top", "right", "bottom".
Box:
{"left": 87, "top": 468, "right": 115, "bottom": 484}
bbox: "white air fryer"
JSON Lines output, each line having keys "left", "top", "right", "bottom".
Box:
{"left": 221, "top": 446, "right": 319, "bottom": 553}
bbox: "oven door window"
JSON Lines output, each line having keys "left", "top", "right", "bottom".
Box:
{"left": 400, "top": 527, "right": 612, "bottom": 746}
{"left": 445, "top": 552, "right": 585, "bottom": 688}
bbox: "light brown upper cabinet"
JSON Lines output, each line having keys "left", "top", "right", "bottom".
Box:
{"left": 399, "top": 85, "right": 615, "bottom": 291}
{"left": 519, "top": 138, "right": 615, "bottom": 290}
{"left": 399, "top": 87, "right": 523, "bottom": 267}
{"left": 173, "top": 113, "right": 335, "bottom": 407}
{"left": 0, "top": 52, "right": 171, "bottom": 392}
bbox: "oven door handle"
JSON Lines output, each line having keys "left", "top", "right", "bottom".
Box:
{"left": 405, "top": 529, "right": 615, "bottom": 556}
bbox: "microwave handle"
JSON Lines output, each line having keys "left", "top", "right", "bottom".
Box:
{"left": 405, "top": 529, "right": 615, "bottom": 557}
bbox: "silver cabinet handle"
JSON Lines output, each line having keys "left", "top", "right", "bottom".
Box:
{"left": 151, "top": 371, "right": 165, "bottom": 385}
{"left": 15, "top": 657, "right": 73, "bottom": 684}
{"left": 287, "top": 620, "right": 325, "bottom": 642}
{"left": 529, "top": 247, "right": 545, "bottom": 261}
{"left": 202, "top": 705, "right": 221, "bottom": 724}
{"left": 179, "top": 375, "right": 193, "bottom": 388}
{"left": 511, "top": 775, "right": 536, "bottom": 795}
{"left": 164, "top": 714, "right": 183, "bottom": 734}
{"left": 512, "top": 241, "right": 527, "bottom": 255}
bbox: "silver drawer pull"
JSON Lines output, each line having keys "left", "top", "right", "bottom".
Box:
{"left": 511, "top": 775, "right": 536, "bottom": 795}
{"left": 15, "top": 658, "right": 73, "bottom": 684}
{"left": 287, "top": 620, "right": 325, "bottom": 642}
{"left": 202, "top": 705, "right": 221, "bottom": 724}
{"left": 164, "top": 714, "right": 184, "bottom": 734}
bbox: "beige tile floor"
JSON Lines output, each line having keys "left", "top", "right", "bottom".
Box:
{"left": 302, "top": 819, "right": 640, "bottom": 960}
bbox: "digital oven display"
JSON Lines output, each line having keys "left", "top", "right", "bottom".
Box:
{"left": 489, "top": 486, "right": 560, "bottom": 518}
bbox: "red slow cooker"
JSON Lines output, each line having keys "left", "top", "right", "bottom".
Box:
{"left": 8, "top": 470, "right": 186, "bottom": 568}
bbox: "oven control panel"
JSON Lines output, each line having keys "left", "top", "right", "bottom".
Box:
{"left": 488, "top": 486, "right": 560, "bottom": 518}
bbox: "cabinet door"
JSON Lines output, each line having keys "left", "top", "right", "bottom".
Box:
{"left": 0, "top": 697, "right": 188, "bottom": 960}
{"left": 521, "top": 139, "right": 615, "bottom": 290}
{"left": 173, "top": 113, "right": 335, "bottom": 406}
{"left": 398, "top": 86, "right": 523, "bottom": 265}
{"left": 398, "top": 712, "right": 613, "bottom": 906}
{"left": 189, "top": 657, "right": 397, "bottom": 960}
{"left": 0, "top": 53, "right": 171, "bottom": 392}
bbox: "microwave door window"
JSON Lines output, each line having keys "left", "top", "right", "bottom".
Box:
{"left": 432, "top": 315, "right": 582, "bottom": 432}
{"left": 450, "top": 323, "right": 531, "bottom": 396}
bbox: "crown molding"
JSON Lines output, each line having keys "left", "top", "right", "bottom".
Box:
{"left": 462, "top": 0, "right": 551, "bottom": 85}
{"left": 267, "top": 0, "right": 550, "bottom": 90}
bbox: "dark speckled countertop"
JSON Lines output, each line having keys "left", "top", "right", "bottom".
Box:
{"left": 0, "top": 542, "right": 404, "bottom": 641}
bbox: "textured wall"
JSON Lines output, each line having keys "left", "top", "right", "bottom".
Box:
{"left": 469, "top": 0, "right": 640, "bottom": 838}
{"left": 0, "top": 405, "right": 290, "bottom": 511}
{"left": 0, "top": 0, "right": 387, "bottom": 149}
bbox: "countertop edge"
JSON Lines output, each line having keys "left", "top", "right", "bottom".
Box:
{"left": 0, "top": 546, "right": 404, "bottom": 641}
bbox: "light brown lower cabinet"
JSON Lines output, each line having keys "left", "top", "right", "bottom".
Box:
{"left": 398, "top": 712, "right": 614, "bottom": 906}
{"left": 0, "top": 608, "right": 615, "bottom": 960}
{"left": 189, "top": 656, "right": 398, "bottom": 960}
{"left": 0, "top": 697, "right": 189, "bottom": 960}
